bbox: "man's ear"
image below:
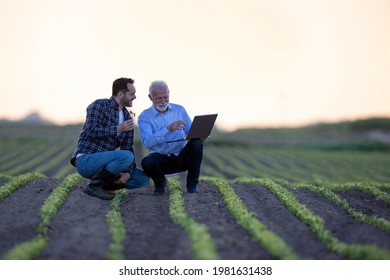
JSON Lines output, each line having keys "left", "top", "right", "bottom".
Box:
{"left": 148, "top": 94, "right": 153, "bottom": 101}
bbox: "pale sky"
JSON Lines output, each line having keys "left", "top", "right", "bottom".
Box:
{"left": 1, "top": 0, "right": 389, "bottom": 131}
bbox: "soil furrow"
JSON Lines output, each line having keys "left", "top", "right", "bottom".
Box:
{"left": 0, "top": 179, "right": 60, "bottom": 256}
{"left": 335, "top": 190, "right": 390, "bottom": 220}
{"left": 233, "top": 183, "right": 341, "bottom": 259}
{"left": 185, "top": 182, "right": 273, "bottom": 259}
{"left": 289, "top": 188, "right": 390, "bottom": 250}
{"left": 37, "top": 180, "right": 112, "bottom": 259}
{"left": 121, "top": 185, "right": 192, "bottom": 259}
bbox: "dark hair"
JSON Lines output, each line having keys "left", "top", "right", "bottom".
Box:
{"left": 112, "top": 77, "right": 134, "bottom": 96}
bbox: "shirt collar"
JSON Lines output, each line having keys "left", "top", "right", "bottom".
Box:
{"left": 152, "top": 103, "right": 172, "bottom": 116}
{"left": 109, "top": 96, "right": 120, "bottom": 110}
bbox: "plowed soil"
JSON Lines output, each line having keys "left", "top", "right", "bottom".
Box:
{"left": 0, "top": 177, "right": 389, "bottom": 259}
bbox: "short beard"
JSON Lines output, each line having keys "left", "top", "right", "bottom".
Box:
{"left": 154, "top": 103, "right": 168, "bottom": 112}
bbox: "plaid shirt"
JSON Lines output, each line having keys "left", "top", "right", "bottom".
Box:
{"left": 70, "top": 96, "right": 136, "bottom": 174}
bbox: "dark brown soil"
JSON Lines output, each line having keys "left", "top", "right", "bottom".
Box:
{"left": 0, "top": 177, "right": 389, "bottom": 260}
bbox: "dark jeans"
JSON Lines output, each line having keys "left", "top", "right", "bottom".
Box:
{"left": 141, "top": 139, "right": 203, "bottom": 188}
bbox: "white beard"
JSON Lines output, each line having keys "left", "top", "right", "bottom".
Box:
{"left": 154, "top": 103, "right": 168, "bottom": 112}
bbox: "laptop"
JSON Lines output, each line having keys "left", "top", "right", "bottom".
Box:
{"left": 166, "top": 114, "right": 218, "bottom": 143}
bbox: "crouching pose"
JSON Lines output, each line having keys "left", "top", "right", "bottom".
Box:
{"left": 70, "top": 77, "right": 149, "bottom": 200}
{"left": 138, "top": 80, "right": 204, "bottom": 195}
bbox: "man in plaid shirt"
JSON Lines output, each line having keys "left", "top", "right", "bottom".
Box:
{"left": 70, "top": 77, "right": 149, "bottom": 200}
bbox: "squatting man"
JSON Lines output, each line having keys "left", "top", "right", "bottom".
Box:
{"left": 138, "top": 80, "right": 206, "bottom": 194}
{"left": 70, "top": 78, "right": 206, "bottom": 199}
{"left": 70, "top": 77, "right": 149, "bottom": 200}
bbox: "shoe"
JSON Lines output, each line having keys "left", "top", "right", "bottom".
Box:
{"left": 153, "top": 187, "right": 165, "bottom": 195}
{"left": 85, "top": 167, "right": 119, "bottom": 200}
{"left": 103, "top": 188, "right": 117, "bottom": 196}
{"left": 89, "top": 167, "right": 120, "bottom": 189}
{"left": 153, "top": 177, "right": 167, "bottom": 195}
{"left": 187, "top": 185, "right": 200, "bottom": 193}
{"left": 84, "top": 185, "right": 114, "bottom": 200}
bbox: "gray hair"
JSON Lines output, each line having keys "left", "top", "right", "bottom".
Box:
{"left": 149, "top": 80, "right": 170, "bottom": 96}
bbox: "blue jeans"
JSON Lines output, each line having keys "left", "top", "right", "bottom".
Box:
{"left": 76, "top": 150, "right": 149, "bottom": 189}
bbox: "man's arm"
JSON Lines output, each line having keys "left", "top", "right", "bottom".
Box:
{"left": 138, "top": 116, "right": 171, "bottom": 149}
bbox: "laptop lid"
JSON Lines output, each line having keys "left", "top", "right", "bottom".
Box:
{"left": 186, "top": 114, "right": 218, "bottom": 139}
{"left": 166, "top": 114, "right": 218, "bottom": 143}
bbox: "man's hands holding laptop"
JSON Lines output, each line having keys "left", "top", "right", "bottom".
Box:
{"left": 165, "top": 114, "right": 217, "bottom": 143}
{"left": 166, "top": 120, "right": 207, "bottom": 142}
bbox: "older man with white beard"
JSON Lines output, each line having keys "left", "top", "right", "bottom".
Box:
{"left": 138, "top": 80, "right": 204, "bottom": 194}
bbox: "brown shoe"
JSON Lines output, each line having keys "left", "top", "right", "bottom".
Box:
{"left": 84, "top": 185, "right": 114, "bottom": 200}
{"left": 103, "top": 189, "right": 117, "bottom": 196}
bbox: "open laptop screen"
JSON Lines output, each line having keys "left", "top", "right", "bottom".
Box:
{"left": 166, "top": 114, "right": 218, "bottom": 143}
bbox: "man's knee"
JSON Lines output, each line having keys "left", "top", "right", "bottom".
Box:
{"left": 189, "top": 138, "right": 203, "bottom": 152}
{"left": 141, "top": 155, "right": 156, "bottom": 171}
{"left": 118, "top": 150, "right": 134, "bottom": 166}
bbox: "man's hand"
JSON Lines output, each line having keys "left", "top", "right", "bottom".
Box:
{"left": 117, "top": 119, "right": 134, "bottom": 133}
{"left": 167, "top": 120, "right": 186, "bottom": 132}
{"left": 114, "top": 172, "right": 131, "bottom": 185}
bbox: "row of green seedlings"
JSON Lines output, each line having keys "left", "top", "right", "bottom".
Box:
{"left": 0, "top": 142, "right": 55, "bottom": 175}
{"left": 0, "top": 142, "right": 48, "bottom": 174}
{"left": 202, "top": 176, "right": 299, "bottom": 260}
{"left": 287, "top": 181, "right": 390, "bottom": 234}
{"left": 84, "top": 177, "right": 221, "bottom": 260}
{"left": 92, "top": 177, "right": 220, "bottom": 260}
{"left": 109, "top": 177, "right": 304, "bottom": 260}
{"left": 318, "top": 181, "right": 390, "bottom": 204}
{"left": 0, "top": 140, "right": 37, "bottom": 166}
{"left": 205, "top": 147, "right": 325, "bottom": 182}
{"left": 0, "top": 141, "right": 71, "bottom": 176}
{"left": 205, "top": 146, "right": 390, "bottom": 183}
{"left": 205, "top": 147, "right": 317, "bottom": 182}
{"left": 0, "top": 173, "right": 131, "bottom": 260}
{"left": 168, "top": 178, "right": 219, "bottom": 259}
{"left": 106, "top": 189, "right": 128, "bottom": 260}
{"left": 52, "top": 161, "right": 77, "bottom": 178}
{"left": 32, "top": 144, "right": 75, "bottom": 176}
{"left": 265, "top": 147, "right": 390, "bottom": 182}
{"left": 95, "top": 177, "right": 220, "bottom": 260}
{"left": 2, "top": 173, "right": 82, "bottom": 259}
{"left": 0, "top": 172, "right": 47, "bottom": 200}
{"left": 234, "top": 177, "right": 390, "bottom": 259}
{"left": 0, "top": 174, "right": 220, "bottom": 260}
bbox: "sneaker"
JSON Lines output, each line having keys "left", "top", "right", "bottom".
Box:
{"left": 84, "top": 185, "right": 114, "bottom": 200}
{"left": 187, "top": 185, "right": 200, "bottom": 193}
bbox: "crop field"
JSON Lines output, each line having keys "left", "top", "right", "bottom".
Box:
{"left": 0, "top": 122, "right": 389, "bottom": 260}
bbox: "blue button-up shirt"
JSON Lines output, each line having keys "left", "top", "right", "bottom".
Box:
{"left": 138, "top": 103, "right": 192, "bottom": 156}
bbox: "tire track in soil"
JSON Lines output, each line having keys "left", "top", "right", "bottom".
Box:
{"left": 289, "top": 188, "right": 390, "bottom": 250}
{"left": 37, "top": 180, "right": 112, "bottom": 259}
{"left": 232, "top": 183, "right": 341, "bottom": 259}
{"left": 0, "top": 179, "right": 60, "bottom": 256}
{"left": 121, "top": 185, "right": 193, "bottom": 260}
{"left": 335, "top": 190, "right": 390, "bottom": 220}
{"left": 185, "top": 182, "right": 274, "bottom": 259}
